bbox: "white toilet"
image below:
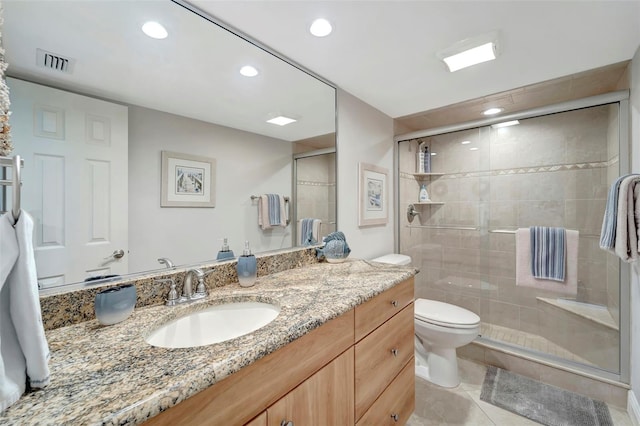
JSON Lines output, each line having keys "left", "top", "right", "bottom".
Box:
{"left": 371, "top": 253, "right": 481, "bottom": 388}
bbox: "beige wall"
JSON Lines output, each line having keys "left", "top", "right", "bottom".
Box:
{"left": 336, "top": 89, "right": 395, "bottom": 259}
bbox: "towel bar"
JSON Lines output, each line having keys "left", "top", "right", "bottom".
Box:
{"left": 0, "top": 155, "right": 22, "bottom": 223}
{"left": 250, "top": 194, "right": 291, "bottom": 226}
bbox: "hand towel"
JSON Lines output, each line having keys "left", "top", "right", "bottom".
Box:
{"left": 530, "top": 226, "right": 566, "bottom": 281}
{"left": 1, "top": 211, "right": 51, "bottom": 412}
{"left": 299, "top": 218, "right": 322, "bottom": 246}
{"left": 257, "top": 194, "right": 287, "bottom": 230}
{"left": 516, "top": 228, "right": 579, "bottom": 295}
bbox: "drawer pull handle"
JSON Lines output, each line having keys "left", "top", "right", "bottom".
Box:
{"left": 391, "top": 300, "right": 398, "bottom": 307}
{"left": 391, "top": 413, "right": 399, "bottom": 422}
{"left": 391, "top": 348, "right": 398, "bottom": 357}
{"left": 281, "top": 421, "right": 294, "bottom": 426}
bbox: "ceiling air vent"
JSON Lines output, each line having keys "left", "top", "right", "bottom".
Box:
{"left": 36, "top": 48, "right": 75, "bottom": 74}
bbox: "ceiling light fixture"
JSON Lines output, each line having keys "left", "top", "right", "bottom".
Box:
{"left": 240, "top": 65, "right": 259, "bottom": 77}
{"left": 142, "top": 21, "right": 168, "bottom": 40}
{"left": 437, "top": 31, "right": 499, "bottom": 72}
{"left": 267, "top": 116, "right": 297, "bottom": 126}
{"left": 491, "top": 120, "right": 520, "bottom": 129}
{"left": 469, "top": 147, "right": 479, "bottom": 151}
{"left": 461, "top": 140, "right": 471, "bottom": 145}
{"left": 483, "top": 107, "right": 503, "bottom": 116}
{"left": 430, "top": 152, "right": 437, "bottom": 156}
{"left": 310, "top": 18, "right": 332, "bottom": 37}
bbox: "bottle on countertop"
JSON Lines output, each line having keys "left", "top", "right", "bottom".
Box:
{"left": 419, "top": 184, "right": 429, "bottom": 202}
{"left": 216, "top": 237, "right": 235, "bottom": 260}
{"left": 236, "top": 241, "right": 257, "bottom": 287}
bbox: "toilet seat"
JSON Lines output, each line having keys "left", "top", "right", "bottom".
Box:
{"left": 415, "top": 299, "right": 480, "bottom": 329}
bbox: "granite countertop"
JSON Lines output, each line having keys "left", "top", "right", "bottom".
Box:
{"left": 0, "top": 259, "right": 417, "bottom": 425}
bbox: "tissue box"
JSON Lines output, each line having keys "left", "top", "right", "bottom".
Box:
{"left": 94, "top": 284, "right": 137, "bottom": 326}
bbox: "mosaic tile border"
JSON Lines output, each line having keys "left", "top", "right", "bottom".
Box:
{"left": 296, "top": 180, "right": 336, "bottom": 186}
{"left": 400, "top": 157, "right": 617, "bottom": 180}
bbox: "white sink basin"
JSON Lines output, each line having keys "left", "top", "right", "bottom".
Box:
{"left": 145, "top": 301, "right": 280, "bottom": 349}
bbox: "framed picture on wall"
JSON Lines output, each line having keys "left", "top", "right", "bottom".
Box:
{"left": 161, "top": 151, "right": 216, "bottom": 207}
{"left": 358, "top": 162, "right": 388, "bottom": 226}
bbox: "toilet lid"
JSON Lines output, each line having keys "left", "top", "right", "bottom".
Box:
{"left": 415, "top": 299, "right": 480, "bottom": 328}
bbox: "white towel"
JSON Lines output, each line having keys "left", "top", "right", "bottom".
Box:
{"left": 614, "top": 176, "right": 640, "bottom": 262}
{"left": 599, "top": 175, "right": 640, "bottom": 262}
{"left": 1, "top": 211, "right": 50, "bottom": 412}
{"left": 515, "top": 228, "right": 579, "bottom": 295}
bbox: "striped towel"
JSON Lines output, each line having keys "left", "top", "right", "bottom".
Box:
{"left": 300, "top": 218, "right": 317, "bottom": 245}
{"left": 267, "top": 194, "right": 282, "bottom": 226}
{"left": 530, "top": 226, "right": 566, "bottom": 282}
{"left": 258, "top": 194, "right": 287, "bottom": 229}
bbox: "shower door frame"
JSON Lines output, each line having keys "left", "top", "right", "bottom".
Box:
{"left": 394, "top": 90, "right": 631, "bottom": 384}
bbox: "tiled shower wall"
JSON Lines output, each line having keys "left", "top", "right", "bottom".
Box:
{"left": 295, "top": 153, "right": 336, "bottom": 244}
{"left": 399, "top": 104, "right": 619, "bottom": 370}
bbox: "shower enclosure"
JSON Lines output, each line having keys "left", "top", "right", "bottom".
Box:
{"left": 395, "top": 92, "right": 630, "bottom": 383}
{"left": 293, "top": 148, "right": 336, "bottom": 246}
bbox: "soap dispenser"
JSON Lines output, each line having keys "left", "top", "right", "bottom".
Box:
{"left": 236, "top": 241, "right": 257, "bottom": 287}
{"left": 419, "top": 184, "right": 430, "bottom": 202}
{"left": 216, "top": 237, "right": 235, "bottom": 260}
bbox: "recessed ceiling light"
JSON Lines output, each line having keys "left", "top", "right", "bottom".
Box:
{"left": 142, "top": 21, "right": 168, "bottom": 40}
{"left": 437, "top": 31, "right": 499, "bottom": 72}
{"left": 461, "top": 140, "right": 471, "bottom": 145}
{"left": 267, "top": 116, "right": 297, "bottom": 126}
{"left": 491, "top": 120, "right": 520, "bottom": 129}
{"left": 240, "top": 65, "right": 259, "bottom": 77}
{"left": 430, "top": 152, "right": 437, "bottom": 156}
{"left": 469, "top": 147, "right": 479, "bottom": 151}
{"left": 310, "top": 18, "right": 332, "bottom": 37}
{"left": 483, "top": 108, "right": 503, "bottom": 116}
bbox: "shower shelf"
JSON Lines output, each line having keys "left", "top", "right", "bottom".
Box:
{"left": 414, "top": 201, "right": 444, "bottom": 205}
{"left": 411, "top": 172, "right": 444, "bottom": 179}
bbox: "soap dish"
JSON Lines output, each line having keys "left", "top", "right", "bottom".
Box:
{"left": 94, "top": 284, "right": 137, "bottom": 326}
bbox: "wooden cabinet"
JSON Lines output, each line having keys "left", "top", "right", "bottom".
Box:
{"left": 267, "top": 348, "right": 354, "bottom": 426}
{"left": 245, "top": 412, "right": 266, "bottom": 426}
{"left": 146, "top": 277, "right": 415, "bottom": 426}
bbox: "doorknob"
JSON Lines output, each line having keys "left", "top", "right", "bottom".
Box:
{"left": 111, "top": 249, "right": 125, "bottom": 259}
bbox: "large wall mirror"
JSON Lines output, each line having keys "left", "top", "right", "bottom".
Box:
{"left": 2, "top": 0, "right": 336, "bottom": 292}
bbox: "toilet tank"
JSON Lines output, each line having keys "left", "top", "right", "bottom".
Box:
{"left": 371, "top": 253, "right": 412, "bottom": 265}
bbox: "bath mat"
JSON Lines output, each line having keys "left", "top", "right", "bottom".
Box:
{"left": 480, "top": 366, "right": 613, "bottom": 426}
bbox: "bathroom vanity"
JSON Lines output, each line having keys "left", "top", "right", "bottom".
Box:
{"left": 0, "top": 259, "right": 416, "bottom": 425}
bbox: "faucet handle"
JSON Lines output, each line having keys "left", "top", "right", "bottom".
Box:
{"left": 157, "top": 257, "right": 175, "bottom": 269}
{"left": 154, "top": 278, "right": 179, "bottom": 306}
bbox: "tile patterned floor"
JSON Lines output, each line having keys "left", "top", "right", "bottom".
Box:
{"left": 408, "top": 358, "right": 632, "bottom": 425}
{"left": 479, "top": 323, "right": 596, "bottom": 366}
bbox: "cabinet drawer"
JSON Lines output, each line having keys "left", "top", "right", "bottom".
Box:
{"left": 355, "top": 278, "right": 414, "bottom": 341}
{"left": 356, "top": 357, "right": 415, "bottom": 426}
{"left": 355, "top": 303, "right": 414, "bottom": 420}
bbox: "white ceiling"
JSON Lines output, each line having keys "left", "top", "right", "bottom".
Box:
{"left": 192, "top": 0, "right": 640, "bottom": 119}
{"left": 3, "top": 1, "right": 336, "bottom": 142}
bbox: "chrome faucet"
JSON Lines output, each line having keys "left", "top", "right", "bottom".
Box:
{"left": 157, "top": 257, "right": 175, "bottom": 269}
{"left": 183, "top": 268, "right": 205, "bottom": 300}
{"left": 155, "top": 268, "right": 215, "bottom": 307}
